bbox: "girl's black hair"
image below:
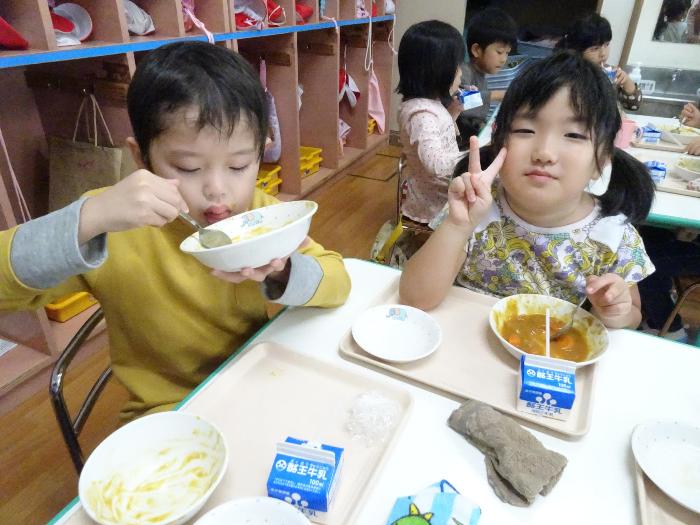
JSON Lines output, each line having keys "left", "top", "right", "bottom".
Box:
{"left": 556, "top": 13, "right": 612, "bottom": 52}
{"left": 654, "top": 0, "right": 691, "bottom": 39}
{"left": 396, "top": 20, "right": 466, "bottom": 108}
{"left": 127, "top": 41, "right": 268, "bottom": 163}
{"left": 472, "top": 51, "right": 654, "bottom": 223}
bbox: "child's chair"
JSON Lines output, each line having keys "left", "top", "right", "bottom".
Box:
{"left": 49, "top": 307, "right": 110, "bottom": 474}
{"left": 371, "top": 155, "right": 432, "bottom": 265}
{"left": 659, "top": 276, "right": 700, "bottom": 343}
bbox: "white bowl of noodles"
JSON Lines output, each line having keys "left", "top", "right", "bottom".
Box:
{"left": 79, "top": 412, "right": 228, "bottom": 525}
{"left": 180, "top": 201, "right": 317, "bottom": 272}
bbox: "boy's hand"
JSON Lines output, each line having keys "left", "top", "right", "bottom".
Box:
{"left": 681, "top": 103, "right": 700, "bottom": 128}
{"left": 211, "top": 237, "right": 311, "bottom": 284}
{"left": 446, "top": 136, "right": 506, "bottom": 229}
{"left": 79, "top": 169, "right": 188, "bottom": 244}
{"left": 586, "top": 273, "right": 632, "bottom": 323}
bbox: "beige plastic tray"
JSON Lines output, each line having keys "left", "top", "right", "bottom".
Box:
{"left": 339, "top": 277, "right": 597, "bottom": 437}
{"left": 656, "top": 173, "right": 700, "bottom": 199}
{"left": 631, "top": 140, "right": 686, "bottom": 153}
{"left": 635, "top": 464, "right": 700, "bottom": 525}
{"left": 59, "top": 342, "right": 412, "bottom": 525}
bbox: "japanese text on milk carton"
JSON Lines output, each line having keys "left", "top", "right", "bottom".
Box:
{"left": 267, "top": 437, "right": 344, "bottom": 523}
{"left": 517, "top": 355, "right": 576, "bottom": 421}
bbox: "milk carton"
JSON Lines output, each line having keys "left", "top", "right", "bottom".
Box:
{"left": 457, "top": 89, "right": 483, "bottom": 110}
{"left": 267, "top": 437, "right": 344, "bottom": 523}
{"left": 517, "top": 355, "right": 576, "bottom": 421}
{"left": 635, "top": 125, "right": 661, "bottom": 144}
{"left": 644, "top": 160, "right": 667, "bottom": 183}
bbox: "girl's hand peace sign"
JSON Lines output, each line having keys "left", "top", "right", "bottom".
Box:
{"left": 446, "top": 136, "right": 507, "bottom": 229}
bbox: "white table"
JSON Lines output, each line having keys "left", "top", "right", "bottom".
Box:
{"left": 49, "top": 259, "right": 700, "bottom": 525}
{"left": 627, "top": 114, "right": 700, "bottom": 230}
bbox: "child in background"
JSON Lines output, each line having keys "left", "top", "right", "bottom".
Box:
{"left": 654, "top": 0, "right": 691, "bottom": 42}
{"left": 457, "top": 7, "right": 518, "bottom": 145}
{"left": 396, "top": 20, "right": 466, "bottom": 225}
{"left": 0, "top": 42, "right": 350, "bottom": 421}
{"left": 682, "top": 102, "right": 700, "bottom": 155}
{"left": 400, "top": 52, "right": 655, "bottom": 330}
{"left": 556, "top": 13, "right": 642, "bottom": 111}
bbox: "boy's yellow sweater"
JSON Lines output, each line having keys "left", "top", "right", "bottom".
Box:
{"left": 0, "top": 190, "right": 350, "bottom": 420}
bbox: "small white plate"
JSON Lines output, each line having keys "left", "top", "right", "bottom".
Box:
{"left": 194, "top": 497, "right": 310, "bottom": 524}
{"left": 631, "top": 421, "right": 700, "bottom": 514}
{"left": 351, "top": 304, "right": 441, "bottom": 363}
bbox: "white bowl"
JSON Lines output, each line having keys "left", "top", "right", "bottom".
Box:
{"left": 352, "top": 304, "right": 442, "bottom": 363}
{"left": 489, "top": 294, "right": 609, "bottom": 368}
{"left": 658, "top": 124, "right": 700, "bottom": 145}
{"left": 180, "top": 201, "right": 317, "bottom": 272}
{"left": 632, "top": 421, "right": 700, "bottom": 514}
{"left": 674, "top": 155, "right": 700, "bottom": 182}
{"left": 80, "top": 412, "right": 228, "bottom": 525}
{"left": 53, "top": 3, "right": 93, "bottom": 41}
{"left": 194, "top": 497, "right": 311, "bottom": 525}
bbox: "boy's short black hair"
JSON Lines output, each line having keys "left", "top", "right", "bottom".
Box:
{"left": 396, "top": 20, "right": 466, "bottom": 107}
{"left": 556, "top": 13, "right": 612, "bottom": 52}
{"left": 127, "top": 41, "right": 268, "bottom": 163}
{"left": 466, "top": 7, "right": 518, "bottom": 58}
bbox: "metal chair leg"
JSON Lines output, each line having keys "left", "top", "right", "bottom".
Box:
{"left": 659, "top": 282, "right": 700, "bottom": 337}
{"left": 49, "top": 307, "right": 107, "bottom": 474}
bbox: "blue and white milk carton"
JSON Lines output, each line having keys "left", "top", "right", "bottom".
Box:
{"left": 644, "top": 160, "right": 667, "bottom": 183}
{"left": 267, "top": 437, "right": 344, "bottom": 523}
{"left": 517, "top": 355, "right": 576, "bottom": 421}
{"left": 635, "top": 125, "right": 662, "bottom": 144}
{"left": 457, "top": 88, "right": 483, "bottom": 110}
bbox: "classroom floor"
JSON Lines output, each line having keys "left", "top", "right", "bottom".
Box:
{"left": 2, "top": 147, "right": 699, "bottom": 525}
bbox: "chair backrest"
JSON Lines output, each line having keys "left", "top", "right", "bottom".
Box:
{"left": 49, "top": 307, "right": 111, "bottom": 474}
{"left": 395, "top": 154, "right": 407, "bottom": 224}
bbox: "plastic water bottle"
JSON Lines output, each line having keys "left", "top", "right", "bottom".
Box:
{"left": 629, "top": 63, "right": 642, "bottom": 85}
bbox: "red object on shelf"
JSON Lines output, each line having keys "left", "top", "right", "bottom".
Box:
{"left": 295, "top": 2, "right": 313, "bottom": 22}
{"left": 372, "top": 1, "right": 377, "bottom": 16}
{"left": 0, "top": 16, "right": 29, "bottom": 50}
{"left": 50, "top": 12, "right": 75, "bottom": 33}
{"left": 267, "top": 0, "right": 285, "bottom": 24}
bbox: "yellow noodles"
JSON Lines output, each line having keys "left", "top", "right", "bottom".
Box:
{"left": 85, "top": 434, "right": 224, "bottom": 525}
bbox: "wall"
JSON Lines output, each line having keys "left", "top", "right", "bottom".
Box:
{"left": 600, "top": 0, "right": 636, "bottom": 66}
{"left": 626, "top": 0, "right": 700, "bottom": 69}
{"left": 389, "top": 0, "right": 467, "bottom": 133}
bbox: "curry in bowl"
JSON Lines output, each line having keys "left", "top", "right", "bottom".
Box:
{"left": 500, "top": 313, "right": 589, "bottom": 362}
{"left": 489, "top": 294, "right": 609, "bottom": 368}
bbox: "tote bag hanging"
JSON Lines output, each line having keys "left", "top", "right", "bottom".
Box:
{"left": 48, "top": 94, "right": 125, "bottom": 211}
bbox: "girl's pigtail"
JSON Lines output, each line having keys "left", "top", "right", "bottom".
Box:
{"left": 599, "top": 147, "right": 655, "bottom": 223}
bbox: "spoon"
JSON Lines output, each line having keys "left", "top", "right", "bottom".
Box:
{"left": 550, "top": 295, "right": 588, "bottom": 340}
{"left": 178, "top": 211, "right": 231, "bottom": 249}
{"left": 669, "top": 117, "right": 687, "bottom": 134}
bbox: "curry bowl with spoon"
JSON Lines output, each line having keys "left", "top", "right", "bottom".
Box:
{"left": 489, "top": 294, "right": 609, "bottom": 368}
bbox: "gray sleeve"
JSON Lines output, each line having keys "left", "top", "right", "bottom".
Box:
{"left": 261, "top": 251, "right": 323, "bottom": 306}
{"left": 10, "top": 196, "right": 107, "bottom": 289}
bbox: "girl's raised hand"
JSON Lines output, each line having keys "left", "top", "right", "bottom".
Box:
{"left": 79, "top": 169, "right": 188, "bottom": 244}
{"left": 446, "top": 135, "right": 506, "bottom": 229}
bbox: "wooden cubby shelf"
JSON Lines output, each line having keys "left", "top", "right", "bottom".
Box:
{"left": 0, "top": 0, "right": 396, "bottom": 397}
